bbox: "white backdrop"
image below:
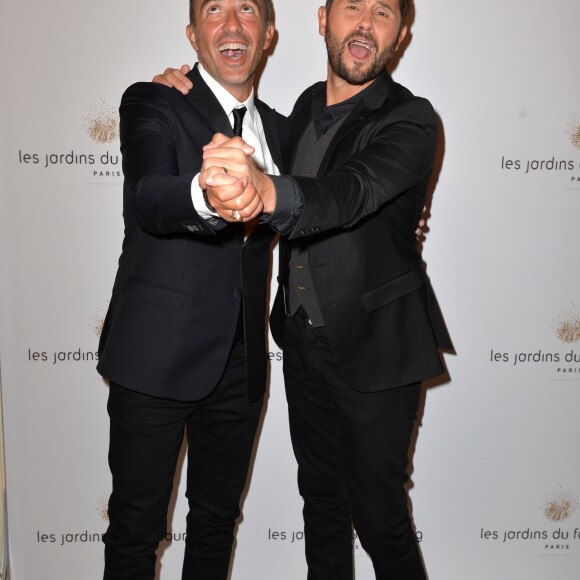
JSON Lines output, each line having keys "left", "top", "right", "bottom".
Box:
{"left": 1, "top": 1, "right": 580, "bottom": 579}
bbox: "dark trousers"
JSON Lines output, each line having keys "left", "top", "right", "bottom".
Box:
{"left": 103, "top": 343, "right": 262, "bottom": 580}
{"left": 282, "top": 309, "right": 426, "bottom": 580}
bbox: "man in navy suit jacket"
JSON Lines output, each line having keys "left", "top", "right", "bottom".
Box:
{"left": 97, "top": 1, "right": 285, "bottom": 578}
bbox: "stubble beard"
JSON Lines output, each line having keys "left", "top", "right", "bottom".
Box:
{"left": 325, "top": 28, "right": 397, "bottom": 86}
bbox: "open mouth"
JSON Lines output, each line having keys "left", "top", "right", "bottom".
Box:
{"left": 347, "top": 38, "right": 375, "bottom": 60}
{"left": 219, "top": 42, "right": 248, "bottom": 60}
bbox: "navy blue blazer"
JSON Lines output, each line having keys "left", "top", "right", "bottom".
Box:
{"left": 98, "top": 66, "right": 286, "bottom": 401}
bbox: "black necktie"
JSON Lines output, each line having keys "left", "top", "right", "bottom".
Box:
{"left": 232, "top": 106, "right": 246, "bottom": 137}
{"left": 232, "top": 106, "right": 248, "bottom": 338}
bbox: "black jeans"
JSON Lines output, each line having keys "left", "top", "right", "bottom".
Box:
{"left": 103, "top": 342, "right": 262, "bottom": 580}
{"left": 282, "top": 309, "right": 426, "bottom": 580}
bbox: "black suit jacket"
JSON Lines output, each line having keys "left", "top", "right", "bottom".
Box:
{"left": 271, "top": 72, "right": 452, "bottom": 392}
{"left": 98, "top": 66, "right": 285, "bottom": 401}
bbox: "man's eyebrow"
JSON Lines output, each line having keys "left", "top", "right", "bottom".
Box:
{"left": 376, "top": 0, "right": 396, "bottom": 13}
{"left": 199, "top": 0, "right": 263, "bottom": 10}
{"left": 340, "top": 0, "right": 397, "bottom": 13}
{"left": 240, "top": 0, "right": 264, "bottom": 11}
{"left": 342, "top": 0, "right": 394, "bottom": 9}
{"left": 199, "top": 0, "right": 222, "bottom": 10}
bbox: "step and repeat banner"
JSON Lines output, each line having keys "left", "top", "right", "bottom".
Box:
{"left": 1, "top": 1, "right": 579, "bottom": 579}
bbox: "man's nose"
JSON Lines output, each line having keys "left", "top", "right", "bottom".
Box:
{"left": 223, "top": 9, "right": 243, "bottom": 33}
{"left": 356, "top": 8, "right": 374, "bottom": 31}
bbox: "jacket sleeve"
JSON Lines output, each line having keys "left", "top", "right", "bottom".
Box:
{"left": 288, "top": 97, "right": 437, "bottom": 240}
{"left": 120, "top": 82, "right": 218, "bottom": 236}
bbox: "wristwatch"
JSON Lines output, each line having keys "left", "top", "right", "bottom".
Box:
{"left": 202, "top": 189, "right": 216, "bottom": 213}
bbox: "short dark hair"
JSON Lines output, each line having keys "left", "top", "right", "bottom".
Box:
{"left": 190, "top": 0, "right": 272, "bottom": 26}
{"left": 325, "top": 0, "right": 411, "bottom": 25}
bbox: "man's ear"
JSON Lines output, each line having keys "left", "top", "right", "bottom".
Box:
{"left": 395, "top": 25, "right": 408, "bottom": 51}
{"left": 318, "top": 6, "right": 327, "bottom": 38}
{"left": 186, "top": 24, "right": 198, "bottom": 51}
{"left": 263, "top": 22, "right": 275, "bottom": 50}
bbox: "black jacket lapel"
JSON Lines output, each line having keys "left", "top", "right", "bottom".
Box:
{"left": 318, "top": 73, "right": 394, "bottom": 174}
{"left": 183, "top": 65, "right": 234, "bottom": 137}
{"left": 255, "top": 100, "right": 284, "bottom": 172}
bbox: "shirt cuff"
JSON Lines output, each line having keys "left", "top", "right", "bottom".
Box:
{"left": 191, "top": 173, "right": 227, "bottom": 230}
{"left": 260, "top": 175, "right": 304, "bottom": 236}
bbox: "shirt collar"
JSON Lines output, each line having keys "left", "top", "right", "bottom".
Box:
{"left": 197, "top": 63, "right": 257, "bottom": 125}
{"left": 311, "top": 84, "right": 366, "bottom": 138}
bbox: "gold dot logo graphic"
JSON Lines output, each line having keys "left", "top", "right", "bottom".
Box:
{"left": 90, "top": 305, "right": 107, "bottom": 337}
{"left": 553, "top": 305, "right": 580, "bottom": 344}
{"left": 567, "top": 117, "right": 580, "bottom": 151}
{"left": 97, "top": 492, "right": 110, "bottom": 522}
{"left": 541, "top": 486, "right": 578, "bottom": 523}
{"left": 83, "top": 99, "right": 119, "bottom": 144}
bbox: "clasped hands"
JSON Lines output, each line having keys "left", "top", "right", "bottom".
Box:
{"left": 199, "top": 134, "right": 276, "bottom": 223}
